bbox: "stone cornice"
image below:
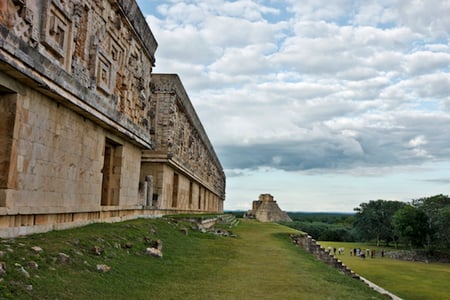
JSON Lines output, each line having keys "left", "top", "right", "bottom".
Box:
{"left": 0, "top": 31, "right": 152, "bottom": 148}
{"left": 0, "top": 0, "right": 160, "bottom": 149}
{"left": 116, "top": 0, "right": 158, "bottom": 65}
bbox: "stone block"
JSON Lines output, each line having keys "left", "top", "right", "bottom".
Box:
{"left": 34, "top": 214, "right": 49, "bottom": 225}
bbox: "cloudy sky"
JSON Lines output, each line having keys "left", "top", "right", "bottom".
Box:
{"left": 136, "top": 0, "right": 450, "bottom": 212}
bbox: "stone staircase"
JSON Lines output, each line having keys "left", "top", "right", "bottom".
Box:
{"left": 290, "top": 233, "right": 359, "bottom": 278}
{"left": 289, "top": 233, "right": 403, "bottom": 299}
{"left": 183, "top": 214, "right": 240, "bottom": 230}
{"left": 218, "top": 214, "right": 240, "bottom": 228}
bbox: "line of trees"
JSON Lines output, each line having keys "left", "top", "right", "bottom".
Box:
{"left": 280, "top": 194, "right": 450, "bottom": 256}
{"left": 280, "top": 212, "right": 356, "bottom": 242}
{"left": 353, "top": 194, "right": 450, "bottom": 253}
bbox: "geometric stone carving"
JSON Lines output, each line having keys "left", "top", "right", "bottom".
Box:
{"left": 41, "top": 1, "right": 73, "bottom": 70}
{"left": 95, "top": 50, "right": 113, "bottom": 94}
{"left": 150, "top": 74, "right": 226, "bottom": 197}
{"left": 0, "top": 0, "right": 225, "bottom": 238}
{"left": 0, "top": 0, "right": 38, "bottom": 47}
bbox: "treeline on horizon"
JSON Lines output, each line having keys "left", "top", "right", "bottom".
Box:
{"left": 227, "top": 211, "right": 356, "bottom": 242}
{"left": 228, "top": 194, "right": 450, "bottom": 256}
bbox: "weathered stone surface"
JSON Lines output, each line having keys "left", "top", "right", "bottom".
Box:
{"left": 92, "top": 246, "right": 104, "bottom": 256}
{"left": 27, "top": 261, "right": 38, "bottom": 270}
{"left": 145, "top": 238, "right": 162, "bottom": 251}
{"left": 31, "top": 246, "right": 43, "bottom": 253}
{"left": 58, "top": 252, "right": 70, "bottom": 264}
{"left": 96, "top": 264, "right": 111, "bottom": 273}
{"left": 19, "top": 266, "right": 29, "bottom": 278}
{"left": 245, "top": 194, "right": 292, "bottom": 223}
{"left": 141, "top": 74, "right": 225, "bottom": 213}
{"left": 0, "top": 0, "right": 225, "bottom": 238}
{"left": 145, "top": 247, "right": 163, "bottom": 258}
{"left": 0, "top": 0, "right": 156, "bottom": 147}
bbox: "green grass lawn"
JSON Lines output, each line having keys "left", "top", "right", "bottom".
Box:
{"left": 1, "top": 218, "right": 386, "bottom": 299}
{"left": 319, "top": 241, "right": 450, "bottom": 300}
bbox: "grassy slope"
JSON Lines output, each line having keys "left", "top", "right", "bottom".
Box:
{"left": 319, "top": 241, "right": 450, "bottom": 300}
{"left": 0, "top": 218, "right": 385, "bottom": 299}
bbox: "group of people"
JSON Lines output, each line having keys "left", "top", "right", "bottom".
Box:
{"left": 327, "top": 246, "right": 385, "bottom": 259}
{"left": 327, "top": 246, "right": 345, "bottom": 255}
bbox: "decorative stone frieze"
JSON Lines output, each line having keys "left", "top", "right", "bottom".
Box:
{"left": 0, "top": 0, "right": 157, "bottom": 147}
{"left": 148, "top": 74, "right": 225, "bottom": 199}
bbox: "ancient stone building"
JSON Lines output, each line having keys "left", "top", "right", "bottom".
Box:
{"left": 245, "top": 194, "right": 292, "bottom": 222}
{"left": 141, "top": 74, "right": 225, "bottom": 212}
{"left": 0, "top": 0, "right": 225, "bottom": 237}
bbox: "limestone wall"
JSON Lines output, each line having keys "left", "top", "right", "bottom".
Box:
{"left": 0, "top": 90, "right": 16, "bottom": 193}
{"left": 140, "top": 160, "right": 224, "bottom": 213}
{"left": 0, "top": 75, "right": 143, "bottom": 214}
{"left": 2, "top": 83, "right": 102, "bottom": 213}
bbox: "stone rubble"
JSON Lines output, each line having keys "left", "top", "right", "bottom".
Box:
{"left": 31, "top": 246, "right": 43, "bottom": 253}
{"left": 27, "top": 261, "right": 39, "bottom": 270}
{"left": 58, "top": 253, "right": 70, "bottom": 264}
{"left": 19, "top": 267, "right": 30, "bottom": 278}
{"left": 92, "top": 246, "right": 104, "bottom": 256}
{"left": 145, "top": 247, "right": 163, "bottom": 258}
{"left": 96, "top": 264, "right": 111, "bottom": 273}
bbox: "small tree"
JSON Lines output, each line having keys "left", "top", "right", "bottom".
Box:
{"left": 412, "top": 194, "right": 450, "bottom": 249}
{"left": 392, "top": 205, "right": 428, "bottom": 248}
{"left": 353, "top": 200, "right": 406, "bottom": 246}
{"left": 435, "top": 206, "right": 450, "bottom": 250}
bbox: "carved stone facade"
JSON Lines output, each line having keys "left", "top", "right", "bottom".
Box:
{"left": 0, "top": 0, "right": 225, "bottom": 237}
{"left": 141, "top": 74, "right": 225, "bottom": 212}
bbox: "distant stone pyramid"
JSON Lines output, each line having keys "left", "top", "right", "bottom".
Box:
{"left": 244, "top": 194, "right": 292, "bottom": 222}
